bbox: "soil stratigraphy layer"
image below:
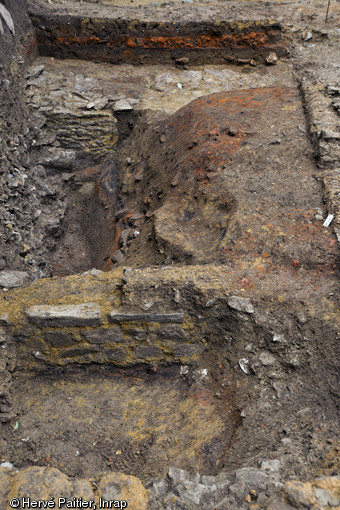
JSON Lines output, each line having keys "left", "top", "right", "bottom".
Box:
{"left": 1, "top": 366, "right": 238, "bottom": 480}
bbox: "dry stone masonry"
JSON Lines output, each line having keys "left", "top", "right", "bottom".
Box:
{"left": 22, "top": 301, "right": 202, "bottom": 366}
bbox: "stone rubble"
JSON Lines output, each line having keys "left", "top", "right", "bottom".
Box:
{"left": 0, "top": 462, "right": 338, "bottom": 510}
{"left": 145, "top": 467, "right": 340, "bottom": 510}
{"left": 8, "top": 291, "right": 206, "bottom": 366}
{"left": 0, "top": 327, "right": 16, "bottom": 424}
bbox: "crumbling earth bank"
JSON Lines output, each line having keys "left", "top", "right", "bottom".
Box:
{"left": 0, "top": 0, "right": 75, "bottom": 282}
{"left": 111, "top": 86, "right": 337, "bottom": 270}
{"left": 0, "top": 0, "right": 339, "bottom": 508}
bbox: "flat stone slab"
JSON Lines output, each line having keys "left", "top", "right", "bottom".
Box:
{"left": 0, "top": 270, "right": 28, "bottom": 289}
{"left": 45, "top": 331, "right": 77, "bottom": 347}
{"left": 84, "top": 328, "right": 124, "bottom": 344}
{"left": 26, "top": 303, "right": 101, "bottom": 326}
{"left": 228, "top": 296, "right": 254, "bottom": 314}
{"left": 109, "top": 311, "right": 184, "bottom": 323}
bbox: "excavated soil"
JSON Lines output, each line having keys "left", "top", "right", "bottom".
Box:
{"left": 0, "top": 0, "right": 339, "bottom": 507}
{"left": 1, "top": 364, "right": 238, "bottom": 481}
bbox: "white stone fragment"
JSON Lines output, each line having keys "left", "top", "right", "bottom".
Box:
{"left": 0, "top": 462, "right": 13, "bottom": 469}
{"left": 259, "top": 351, "right": 276, "bottom": 366}
{"left": 272, "top": 333, "right": 286, "bottom": 343}
{"left": 180, "top": 365, "right": 189, "bottom": 376}
{"left": 193, "top": 368, "right": 208, "bottom": 381}
{"left": 323, "top": 214, "right": 334, "bottom": 227}
{"left": 238, "top": 358, "right": 251, "bottom": 374}
{"left": 114, "top": 99, "right": 133, "bottom": 111}
{"left": 228, "top": 296, "right": 254, "bottom": 314}
{"left": 265, "top": 52, "right": 278, "bottom": 65}
{"left": 0, "top": 271, "right": 28, "bottom": 289}
{"left": 81, "top": 268, "right": 103, "bottom": 276}
{"left": 0, "top": 4, "right": 14, "bottom": 35}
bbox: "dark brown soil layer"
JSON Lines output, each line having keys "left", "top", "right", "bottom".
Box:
{"left": 1, "top": 362, "right": 239, "bottom": 481}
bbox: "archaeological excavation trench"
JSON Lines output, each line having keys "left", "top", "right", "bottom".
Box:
{"left": 0, "top": 0, "right": 339, "bottom": 507}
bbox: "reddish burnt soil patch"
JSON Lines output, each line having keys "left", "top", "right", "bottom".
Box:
{"left": 97, "top": 87, "right": 338, "bottom": 279}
